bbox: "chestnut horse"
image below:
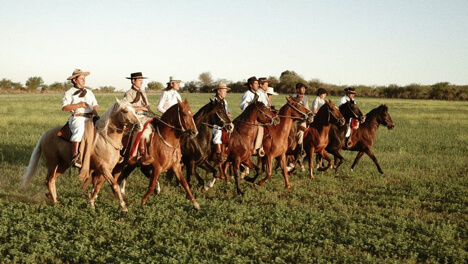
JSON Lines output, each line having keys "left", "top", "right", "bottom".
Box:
{"left": 324, "top": 100, "right": 365, "bottom": 173}
{"left": 98, "top": 99, "right": 201, "bottom": 210}
{"left": 244, "top": 97, "right": 314, "bottom": 188}
{"left": 23, "top": 99, "right": 141, "bottom": 211}
{"left": 302, "top": 100, "right": 345, "bottom": 179}
{"left": 181, "top": 98, "right": 233, "bottom": 190}
{"left": 345, "top": 104, "right": 394, "bottom": 174}
{"left": 219, "top": 99, "right": 279, "bottom": 195}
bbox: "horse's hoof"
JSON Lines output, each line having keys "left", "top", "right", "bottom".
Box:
{"left": 201, "top": 186, "right": 210, "bottom": 193}
{"left": 193, "top": 201, "right": 200, "bottom": 211}
{"left": 121, "top": 206, "right": 128, "bottom": 212}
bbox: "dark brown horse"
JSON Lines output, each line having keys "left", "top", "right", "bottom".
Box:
{"left": 346, "top": 104, "right": 394, "bottom": 174}
{"left": 302, "top": 100, "right": 345, "bottom": 179}
{"left": 245, "top": 97, "right": 314, "bottom": 188}
{"left": 324, "top": 100, "right": 365, "bottom": 173}
{"left": 181, "top": 98, "right": 233, "bottom": 191}
{"left": 219, "top": 99, "right": 279, "bottom": 195}
{"left": 91, "top": 99, "right": 201, "bottom": 210}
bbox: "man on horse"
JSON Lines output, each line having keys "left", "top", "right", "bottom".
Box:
{"left": 311, "top": 87, "right": 328, "bottom": 114}
{"left": 211, "top": 83, "right": 232, "bottom": 162}
{"left": 290, "top": 82, "right": 310, "bottom": 156}
{"left": 124, "top": 72, "right": 154, "bottom": 165}
{"left": 157, "top": 76, "right": 182, "bottom": 114}
{"left": 240, "top": 76, "right": 264, "bottom": 156}
{"left": 62, "top": 69, "right": 99, "bottom": 168}
{"left": 339, "top": 87, "right": 359, "bottom": 148}
{"left": 257, "top": 77, "right": 271, "bottom": 107}
{"left": 266, "top": 86, "right": 279, "bottom": 109}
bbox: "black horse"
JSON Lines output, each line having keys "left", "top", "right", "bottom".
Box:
{"left": 325, "top": 100, "right": 366, "bottom": 173}
{"left": 181, "top": 98, "right": 233, "bottom": 191}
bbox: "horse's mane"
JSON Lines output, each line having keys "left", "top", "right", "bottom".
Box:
{"left": 365, "top": 104, "right": 388, "bottom": 119}
{"left": 235, "top": 101, "right": 265, "bottom": 121}
{"left": 193, "top": 100, "right": 216, "bottom": 123}
{"left": 95, "top": 100, "right": 130, "bottom": 133}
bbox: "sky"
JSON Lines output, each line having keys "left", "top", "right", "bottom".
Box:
{"left": 1, "top": 0, "right": 468, "bottom": 91}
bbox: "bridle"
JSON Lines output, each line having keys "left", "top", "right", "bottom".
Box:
{"left": 236, "top": 105, "right": 279, "bottom": 127}
{"left": 342, "top": 101, "right": 361, "bottom": 120}
{"left": 276, "top": 101, "right": 314, "bottom": 122}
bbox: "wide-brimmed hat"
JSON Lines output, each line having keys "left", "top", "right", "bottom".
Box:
{"left": 266, "top": 87, "right": 278, "bottom": 95}
{"left": 316, "top": 87, "right": 328, "bottom": 95}
{"left": 258, "top": 77, "right": 269, "bottom": 84}
{"left": 167, "top": 76, "right": 182, "bottom": 84}
{"left": 212, "top": 83, "right": 231, "bottom": 91}
{"left": 344, "top": 87, "right": 356, "bottom": 94}
{"left": 244, "top": 76, "right": 258, "bottom": 86}
{"left": 126, "top": 72, "right": 147, "bottom": 79}
{"left": 67, "top": 69, "right": 90, "bottom": 80}
{"left": 295, "top": 82, "right": 308, "bottom": 90}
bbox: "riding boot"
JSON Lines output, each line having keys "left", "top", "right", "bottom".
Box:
{"left": 71, "top": 141, "right": 82, "bottom": 168}
{"left": 345, "top": 137, "right": 353, "bottom": 149}
{"left": 140, "top": 138, "right": 154, "bottom": 166}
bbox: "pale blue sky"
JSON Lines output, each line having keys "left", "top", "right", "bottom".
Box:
{"left": 1, "top": 0, "right": 467, "bottom": 91}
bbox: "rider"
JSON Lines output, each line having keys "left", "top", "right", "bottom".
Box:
{"left": 266, "top": 86, "right": 279, "bottom": 110}
{"left": 290, "top": 82, "right": 310, "bottom": 156}
{"left": 240, "top": 76, "right": 264, "bottom": 156}
{"left": 211, "top": 83, "right": 232, "bottom": 162}
{"left": 62, "top": 69, "right": 99, "bottom": 168}
{"left": 157, "top": 76, "right": 182, "bottom": 114}
{"left": 339, "top": 87, "right": 358, "bottom": 148}
{"left": 256, "top": 77, "right": 270, "bottom": 107}
{"left": 311, "top": 87, "right": 328, "bottom": 114}
{"left": 124, "top": 72, "right": 154, "bottom": 165}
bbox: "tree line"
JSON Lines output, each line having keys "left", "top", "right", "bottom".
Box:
{"left": 1, "top": 71, "right": 467, "bottom": 101}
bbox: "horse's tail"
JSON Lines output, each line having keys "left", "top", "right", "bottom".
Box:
{"left": 22, "top": 133, "right": 44, "bottom": 187}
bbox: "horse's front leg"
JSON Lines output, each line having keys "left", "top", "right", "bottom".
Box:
{"left": 243, "top": 158, "right": 261, "bottom": 183}
{"left": 257, "top": 155, "right": 275, "bottom": 187}
{"left": 317, "top": 151, "right": 333, "bottom": 172}
{"left": 363, "top": 149, "right": 384, "bottom": 174}
{"left": 350, "top": 151, "right": 365, "bottom": 172}
{"left": 199, "top": 161, "right": 218, "bottom": 192}
{"left": 102, "top": 167, "right": 127, "bottom": 212}
{"left": 172, "top": 165, "right": 200, "bottom": 210}
{"left": 88, "top": 174, "right": 106, "bottom": 209}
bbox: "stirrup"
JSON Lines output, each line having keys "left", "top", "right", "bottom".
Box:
{"left": 258, "top": 148, "right": 265, "bottom": 157}
{"left": 71, "top": 155, "right": 82, "bottom": 168}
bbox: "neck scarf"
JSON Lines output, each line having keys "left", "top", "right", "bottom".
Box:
{"left": 131, "top": 87, "right": 147, "bottom": 105}
{"left": 73, "top": 88, "right": 87, "bottom": 97}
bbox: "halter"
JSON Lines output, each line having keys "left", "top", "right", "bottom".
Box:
{"left": 326, "top": 105, "right": 341, "bottom": 124}
{"left": 153, "top": 104, "right": 190, "bottom": 133}
{"left": 342, "top": 101, "right": 360, "bottom": 120}
{"left": 236, "top": 106, "right": 278, "bottom": 127}
{"left": 276, "top": 101, "right": 314, "bottom": 121}
{"left": 100, "top": 105, "right": 140, "bottom": 151}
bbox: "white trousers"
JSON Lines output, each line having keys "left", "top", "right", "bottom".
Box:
{"left": 69, "top": 116, "right": 90, "bottom": 142}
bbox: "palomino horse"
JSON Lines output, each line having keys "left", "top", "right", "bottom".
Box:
{"left": 219, "top": 99, "right": 279, "bottom": 195}
{"left": 345, "top": 104, "right": 394, "bottom": 174}
{"left": 302, "top": 100, "right": 345, "bottom": 179}
{"left": 23, "top": 99, "right": 141, "bottom": 211}
{"left": 244, "top": 97, "right": 314, "bottom": 188}
{"left": 181, "top": 98, "right": 233, "bottom": 191}
{"left": 324, "top": 100, "right": 365, "bottom": 173}
{"left": 105, "top": 99, "right": 200, "bottom": 210}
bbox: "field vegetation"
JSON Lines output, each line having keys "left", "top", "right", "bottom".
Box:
{"left": 0, "top": 93, "right": 467, "bottom": 263}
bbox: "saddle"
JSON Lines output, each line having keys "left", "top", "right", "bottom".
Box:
{"left": 221, "top": 130, "right": 230, "bottom": 144}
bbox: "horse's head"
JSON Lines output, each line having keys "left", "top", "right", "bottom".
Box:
{"left": 339, "top": 100, "right": 365, "bottom": 123}
{"left": 377, "top": 104, "right": 395, "bottom": 130}
{"left": 177, "top": 98, "right": 199, "bottom": 138}
{"left": 255, "top": 101, "right": 279, "bottom": 126}
{"left": 325, "top": 100, "right": 345, "bottom": 126}
{"left": 286, "top": 97, "right": 314, "bottom": 123}
{"left": 208, "top": 98, "right": 234, "bottom": 133}
{"left": 114, "top": 98, "right": 141, "bottom": 131}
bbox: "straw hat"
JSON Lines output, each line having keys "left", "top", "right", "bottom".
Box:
{"left": 67, "top": 69, "right": 90, "bottom": 80}
{"left": 126, "top": 72, "right": 147, "bottom": 79}
{"left": 167, "top": 76, "right": 182, "bottom": 84}
{"left": 212, "top": 83, "right": 231, "bottom": 91}
{"left": 266, "top": 87, "right": 278, "bottom": 95}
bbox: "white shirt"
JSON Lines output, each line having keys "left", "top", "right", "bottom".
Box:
{"left": 240, "top": 89, "right": 256, "bottom": 110}
{"left": 62, "top": 87, "right": 98, "bottom": 115}
{"left": 256, "top": 89, "right": 270, "bottom": 107}
{"left": 339, "top": 95, "right": 353, "bottom": 106}
{"left": 311, "top": 96, "right": 326, "bottom": 112}
{"left": 157, "top": 89, "right": 182, "bottom": 114}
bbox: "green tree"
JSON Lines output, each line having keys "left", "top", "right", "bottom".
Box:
{"left": 277, "top": 70, "right": 305, "bottom": 94}
{"left": 198, "top": 72, "right": 214, "bottom": 93}
{"left": 147, "top": 81, "right": 164, "bottom": 92}
{"left": 25, "top": 76, "right": 44, "bottom": 91}
{"left": 182, "top": 81, "right": 198, "bottom": 93}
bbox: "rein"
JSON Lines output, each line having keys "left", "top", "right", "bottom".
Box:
{"left": 343, "top": 102, "right": 360, "bottom": 120}
{"left": 276, "top": 102, "right": 314, "bottom": 121}
{"left": 152, "top": 105, "right": 187, "bottom": 132}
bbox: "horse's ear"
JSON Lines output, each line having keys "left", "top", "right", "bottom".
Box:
{"left": 115, "top": 97, "right": 121, "bottom": 104}
{"left": 184, "top": 98, "right": 189, "bottom": 105}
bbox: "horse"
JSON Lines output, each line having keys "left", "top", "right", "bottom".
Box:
{"left": 180, "top": 98, "right": 233, "bottom": 191}
{"left": 22, "top": 99, "right": 141, "bottom": 211}
{"left": 345, "top": 104, "right": 394, "bottom": 174}
{"left": 324, "top": 100, "right": 366, "bottom": 173}
{"left": 302, "top": 100, "right": 345, "bottom": 179}
{"left": 98, "top": 99, "right": 201, "bottom": 210}
{"left": 219, "top": 99, "right": 279, "bottom": 195}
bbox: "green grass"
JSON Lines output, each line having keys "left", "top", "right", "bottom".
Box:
{"left": 0, "top": 93, "right": 467, "bottom": 263}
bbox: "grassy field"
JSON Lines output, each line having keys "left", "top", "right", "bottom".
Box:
{"left": 0, "top": 93, "right": 467, "bottom": 263}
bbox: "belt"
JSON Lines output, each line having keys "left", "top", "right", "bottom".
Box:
{"left": 73, "top": 113, "right": 93, "bottom": 118}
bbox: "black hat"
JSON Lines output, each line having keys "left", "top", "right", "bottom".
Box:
{"left": 244, "top": 76, "right": 258, "bottom": 86}
{"left": 344, "top": 87, "right": 356, "bottom": 94}
{"left": 126, "top": 72, "right": 148, "bottom": 79}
